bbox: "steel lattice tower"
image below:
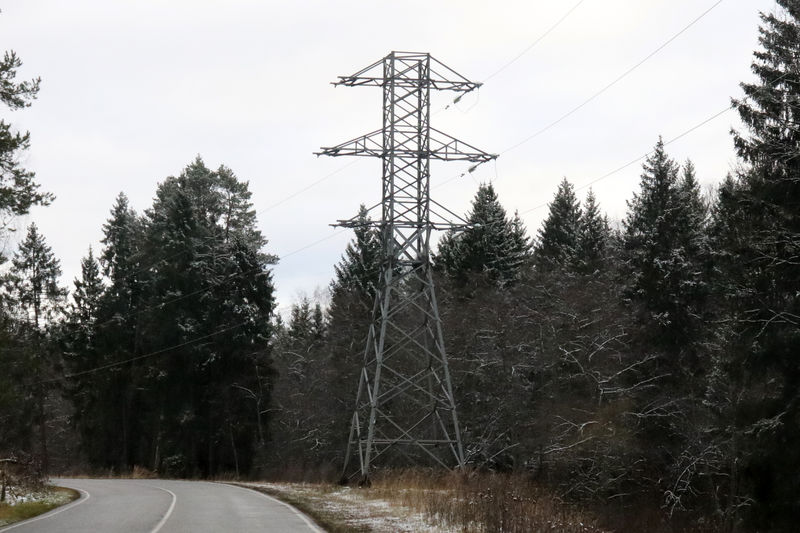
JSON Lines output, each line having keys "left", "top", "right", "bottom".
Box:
{"left": 318, "top": 52, "right": 495, "bottom": 483}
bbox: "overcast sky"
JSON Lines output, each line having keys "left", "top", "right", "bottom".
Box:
{"left": 2, "top": 0, "right": 776, "bottom": 313}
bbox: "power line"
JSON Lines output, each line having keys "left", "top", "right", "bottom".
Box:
{"left": 152, "top": 88, "right": 736, "bottom": 327}
{"left": 60, "top": 0, "right": 723, "bottom": 298}
{"left": 255, "top": 160, "right": 359, "bottom": 216}
{"left": 435, "top": 1, "right": 726, "bottom": 192}
{"left": 439, "top": 0, "right": 587, "bottom": 114}
{"left": 41, "top": 2, "right": 743, "bottom": 387}
{"left": 482, "top": 0, "right": 587, "bottom": 84}
{"left": 58, "top": 0, "right": 731, "bottom": 342}
{"left": 84, "top": 226, "right": 348, "bottom": 336}
{"left": 44, "top": 229, "right": 350, "bottom": 386}
{"left": 518, "top": 104, "right": 734, "bottom": 217}
{"left": 501, "top": 0, "right": 725, "bottom": 155}
{"left": 40, "top": 103, "right": 737, "bottom": 387}
{"left": 41, "top": 318, "right": 263, "bottom": 385}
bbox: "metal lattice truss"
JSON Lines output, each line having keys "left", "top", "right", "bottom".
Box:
{"left": 318, "top": 51, "right": 496, "bottom": 483}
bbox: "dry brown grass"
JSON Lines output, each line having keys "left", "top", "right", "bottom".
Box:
{"left": 241, "top": 469, "right": 728, "bottom": 533}
{"left": 131, "top": 465, "right": 158, "bottom": 479}
{"left": 365, "top": 469, "right": 608, "bottom": 533}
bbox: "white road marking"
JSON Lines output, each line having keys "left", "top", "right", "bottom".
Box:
{"left": 0, "top": 487, "right": 90, "bottom": 531}
{"left": 223, "top": 483, "right": 324, "bottom": 533}
{"left": 148, "top": 486, "right": 177, "bottom": 533}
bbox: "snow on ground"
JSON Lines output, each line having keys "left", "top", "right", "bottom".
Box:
{"left": 242, "top": 482, "right": 454, "bottom": 533}
{"left": 2, "top": 486, "right": 50, "bottom": 506}
{"left": 0, "top": 485, "right": 75, "bottom": 526}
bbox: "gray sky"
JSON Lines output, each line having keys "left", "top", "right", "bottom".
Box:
{"left": 2, "top": 0, "right": 775, "bottom": 313}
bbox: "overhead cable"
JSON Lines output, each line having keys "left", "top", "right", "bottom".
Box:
{"left": 500, "top": 0, "right": 726, "bottom": 155}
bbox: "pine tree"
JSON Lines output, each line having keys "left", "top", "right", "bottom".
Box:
{"left": 535, "top": 178, "right": 582, "bottom": 268}
{"left": 0, "top": 44, "right": 49, "bottom": 461}
{"left": 138, "top": 157, "right": 275, "bottom": 476}
{"left": 68, "top": 158, "right": 276, "bottom": 475}
{"left": 0, "top": 49, "right": 51, "bottom": 230}
{"left": 436, "top": 183, "right": 531, "bottom": 285}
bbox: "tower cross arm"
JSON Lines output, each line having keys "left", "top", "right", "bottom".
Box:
{"left": 331, "top": 52, "right": 482, "bottom": 93}
{"left": 315, "top": 129, "right": 384, "bottom": 158}
{"left": 316, "top": 127, "right": 497, "bottom": 163}
{"left": 429, "top": 127, "right": 497, "bottom": 162}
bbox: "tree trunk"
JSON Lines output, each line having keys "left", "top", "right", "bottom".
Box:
{"left": 229, "top": 422, "right": 239, "bottom": 479}
{"left": 38, "top": 387, "right": 49, "bottom": 476}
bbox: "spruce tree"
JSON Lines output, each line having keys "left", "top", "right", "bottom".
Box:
{"left": 7, "top": 223, "right": 65, "bottom": 473}
{"left": 101, "top": 192, "right": 143, "bottom": 313}
{"left": 534, "top": 178, "right": 582, "bottom": 268}
{"left": 575, "top": 188, "right": 610, "bottom": 273}
{"left": 623, "top": 139, "right": 708, "bottom": 342}
{"left": 62, "top": 248, "right": 108, "bottom": 466}
{"left": 318, "top": 206, "right": 385, "bottom": 469}
{"left": 311, "top": 302, "right": 326, "bottom": 342}
{"left": 69, "top": 247, "right": 104, "bottom": 335}
{"left": 733, "top": 1, "right": 800, "bottom": 180}
{"left": 88, "top": 193, "right": 145, "bottom": 470}
{"left": 436, "top": 183, "right": 531, "bottom": 285}
{"left": 710, "top": 3, "right": 800, "bottom": 527}
{"left": 288, "top": 298, "right": 313, "bottom": 344}
{"left": 9, "top": 223, "right": 66, "bottom": 330}
{"left": 329, "top": 204, "right": 381, "bottom": 309}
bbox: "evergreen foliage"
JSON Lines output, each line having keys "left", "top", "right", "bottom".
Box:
{"left": 436, "top": 183, "right": 531, "bottom": 285}
{"left": 8, "top": 223, "right": 66, "bottom": 330}
{"left": 534, "top": 177, "right": 582, "bottom": 268}
{"left": 623, "top": 140, "right": 709, "bottom": 341}
{"left": 6, "top": 223, "right": 65, "bottom": 474}
{"left": 575, "top": 188, "right": 611, "bottom": 272}
{"left": 70, "top": 248, "right": 104, "bottom": 332}
{"left": 64, "top": 158, "right": 276, "bottom": 476}
{"left": 709, "top": 2, "right": 800, "bottom": 527}
{"left": 329, "top": 204, "right": 381, "bottom": 310}
{"left": 0, "top": 49, "right": 51, "bottom": 228}
{"left": 100, "top": 193, "right": 143, "bottom": 305}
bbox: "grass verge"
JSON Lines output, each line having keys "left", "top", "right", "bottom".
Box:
{"left": 235, "top": 470, "right": 612, "bottom": 533}
{"left": 230, "top": 482, "right": 366, "bottom": 533}
{"left": 0, "top": 486, "right": 80, "bottom": 527}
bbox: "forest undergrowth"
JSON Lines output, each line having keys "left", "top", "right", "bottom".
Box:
{"left": 252, "top": 468, "right": 727, "bottom": 533}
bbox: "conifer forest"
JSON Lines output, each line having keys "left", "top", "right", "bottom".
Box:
{"left": 2, "top": 2, "right": 800, "bottom": 532}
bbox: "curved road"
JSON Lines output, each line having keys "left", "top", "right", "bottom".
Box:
{"left": 0, "top": 479, "right": 323, "bottom": 533}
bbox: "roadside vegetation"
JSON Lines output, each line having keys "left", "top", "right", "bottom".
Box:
{"left": 243, "top": 468, "right": 736, "bottom": 533}
{"left": 0, "top": 487, "right": 78, "bottom": 527}
{"left": 1, "top": 455, "right": 77, "bottom": 527}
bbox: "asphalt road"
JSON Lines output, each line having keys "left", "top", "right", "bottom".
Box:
{"left": 0, "top": 478, "right": 323, "bottom": 533}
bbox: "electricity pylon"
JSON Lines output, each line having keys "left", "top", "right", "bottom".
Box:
{"left": 318, "top": 51, "right": 495, "bottom": 484}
